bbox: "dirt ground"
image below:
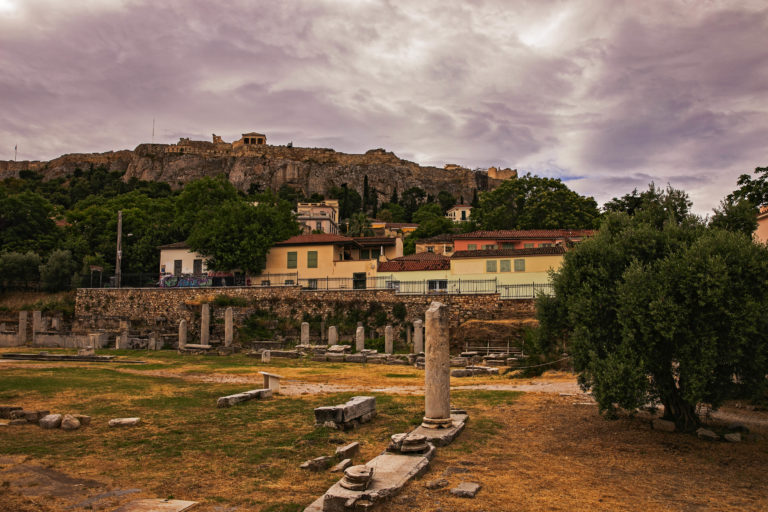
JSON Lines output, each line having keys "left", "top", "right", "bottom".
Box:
{"left": 1, "top": 354, "right": 767, "bottom": 511}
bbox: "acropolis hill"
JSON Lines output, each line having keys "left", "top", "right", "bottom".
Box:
{"left": 0, "top": 132, "right": 517, "bottom": 200}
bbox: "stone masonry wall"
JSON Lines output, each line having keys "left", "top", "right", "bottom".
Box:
{"left": 75, "top": 287, "right": 535, "bottom": 346}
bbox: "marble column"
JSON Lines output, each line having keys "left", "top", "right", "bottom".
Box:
{"left": 178, "top": 319, "right": 187, "bottom": 349}
{"left": 384, "top": 325, "right": 393, "bottom": 354}
{"left": 355, "top": 326, "right": 365, "bottom": 352}
{"left": 201, "top": 304, "right": 210, "bottom": 346}
{"left": 413, "top": 319, "right": 424, "bottom": 354}
{"left": 422, "top": 302, "right": 452, "bottom": 429}
{"left": 224, "top": 307, "right": 234, "bottom": 347}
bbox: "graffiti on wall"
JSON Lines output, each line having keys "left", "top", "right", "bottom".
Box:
{"left": 159, "top": 275, "right": 213, "bottom": 288}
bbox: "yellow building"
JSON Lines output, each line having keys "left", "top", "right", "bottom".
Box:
{"left": 261, "top": 234, "right": 402, "bottom": 287}
{"left": 449, "top": 246, "right": 564, "bottom": 285}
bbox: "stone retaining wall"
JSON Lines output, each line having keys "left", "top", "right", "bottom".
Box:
{"left": 75, "top": 287, "right": 536, "bottom": 345}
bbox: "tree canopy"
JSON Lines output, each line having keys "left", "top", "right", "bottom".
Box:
{"left": 471, "top": 174, "right": 599, "bottom": 230}
{"left": 539, "top": 191, "right": 768, "bottom": 431}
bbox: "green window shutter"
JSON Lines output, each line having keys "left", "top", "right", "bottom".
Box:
{"left": 486, "top": 260, "right": 497, "bottom": 272}
{"left": 287, "top": 251, "right": 297, "bottom": 269}
{"left": 499, "top": 260, "right": 511, "bottom": 272}
{"left": 307, "top": 251, "right": 318, "bottom": 268}
{"left": 514, "top": 259, "right": 525, "bottom": 272}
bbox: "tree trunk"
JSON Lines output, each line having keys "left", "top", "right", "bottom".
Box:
{"left": 660, "top": 386, "right": 700, "bottom": 432}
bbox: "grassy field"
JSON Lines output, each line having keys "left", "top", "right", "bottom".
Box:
{"left": 1, "top": 349, "right": 767, "bottom": 511}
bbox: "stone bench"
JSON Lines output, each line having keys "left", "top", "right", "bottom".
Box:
{"left": 216, "top": 388, "right": 273, "bottom": 408}
{"left": 259, "top": 371, "right": 282, "bottom": 394}
{"left": 314, "top": 396, "right": 376, "bottom": 430}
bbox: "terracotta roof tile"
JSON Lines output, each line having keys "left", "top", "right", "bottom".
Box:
{"left": 454, "top": 229, "right": 595, "bottom": 239}
{"left": 274, "top": 234, "right": 358, "bottom": 246}
{"left": 378, "top": 253, "right": 450, "bottom": 272}
{"left": 451, "top": 246, "right": 566, "bottom": 258}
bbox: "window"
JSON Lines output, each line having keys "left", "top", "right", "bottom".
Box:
{"left": 514, "top": 259, "right": 525, "bottom": 272}
{"left": 427, "top": 246, "right": 434, "bottom": 253}
{"left": 428, "top": 280, "right": 447, "bottom": 292}
{"left": 524, "top": 243, "right": 534, "bottom": 249}
{"left": 287, "top": 251, "right": 297, "bottom": 269}
{"left": 486, "top": 260, "right": 497, "bottom": 272}
{"left": 307, "top": 251, "right": 318, "bottom": 268}
{"left": 468, "top": 244, "right": 477, "bottom": 250}
{"left": 500, "top": 260, "right": 511, "bottom": 272}
{"left": 502, "top": 243, "right": 515, "bottom": 249}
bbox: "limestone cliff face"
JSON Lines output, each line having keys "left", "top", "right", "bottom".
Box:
{"left": 2, "top": 144, "right": 503, "bottom": 201}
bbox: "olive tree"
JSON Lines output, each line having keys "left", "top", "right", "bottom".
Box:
{"left": 542, "top": 208, "right": 768, "bottom": 431}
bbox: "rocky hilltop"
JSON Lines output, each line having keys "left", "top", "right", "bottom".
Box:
{"left": 0, "top": 136, "right": 511, "bottom": 201}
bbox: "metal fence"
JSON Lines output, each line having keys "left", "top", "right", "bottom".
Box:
{"left": 76, "top": 271, "right": 553, "bottom": 299}
{"left": 498, "top": 283, "right": 554, "bottom": 299}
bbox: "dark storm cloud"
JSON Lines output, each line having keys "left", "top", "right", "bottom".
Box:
{"left": 1, "top": 0, "right": 766, "bottom": 213}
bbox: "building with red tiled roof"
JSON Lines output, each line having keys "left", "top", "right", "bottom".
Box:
{"left": 453, "top": 229, "right": 594, "bottom": 252}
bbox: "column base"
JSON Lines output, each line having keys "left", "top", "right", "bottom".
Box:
{"left": 421, "top": 416, "right": 453, "bottom": 429}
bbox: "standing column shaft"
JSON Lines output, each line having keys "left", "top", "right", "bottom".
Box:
{"left": 201, "top": 304, "right": 210, "bottom": 345}
{"left": 178, "top": 319, "right": 187, "bottom": 349}
{"left": 224, "top": 307, "right": 234, "bottom": 347}
{"left": 422, "top": 302, "right": 452, "bottom": 428}
{"left": 413, "top": 320, "right": 424, "bottom": 354}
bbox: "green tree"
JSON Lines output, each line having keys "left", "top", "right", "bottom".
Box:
{"left": 187, "top": 199, "right": 299, "bottom": 274}
{"left": 727, "top": 165, "right": 768, "bottom": 206}
{"left": 471, "top": 174, "right": 599, "bottom": 230}
{"left": 710, "top": 198, "right": 757, "bottom": 236}
{"left": 437, "top": 191, "right": 456, "bottom": 213}
{"left": 39, "top": 249, "right": 78, "bottom": 291}
{"left": 400, "top": 187, "right": 426, "bottom": 222}
{"left": 0, "top": 190, "right": 60, "bottom": 254}
{"left": 346, "top": 212, "right": 373, "bottom": 237}
{"left": 0, "top": 251, "right": 41, "bottom": 288}
{"left": 540, "top": 210, "right": 768, "bottom": 431}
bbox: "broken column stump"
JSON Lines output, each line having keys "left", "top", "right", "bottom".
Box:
{"left": 314, "top": 396, "right": 376, "bottom": 430}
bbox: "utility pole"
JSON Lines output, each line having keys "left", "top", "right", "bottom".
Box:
{"left": 116, "top": 210, "right": 123, "bottom": 288}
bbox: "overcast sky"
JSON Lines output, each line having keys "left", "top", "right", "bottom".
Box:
{"left": 1, "top": 0, "right": 766, "bottom": 214}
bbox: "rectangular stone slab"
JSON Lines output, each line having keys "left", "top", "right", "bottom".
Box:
{"left": 216, "top": 388, "right": 272, "bottom": 408}
{"left": 317, "top": 445, "right": 436, "bottom": 512}
{"left": 112, "top": 498, "right": 198, "bottom": 511}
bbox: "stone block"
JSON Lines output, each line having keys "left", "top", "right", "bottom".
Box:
{"left": 331, "top": 458, "right": 352, "bottom": 473}
{"left": 216, "top": 388, "right": 272, "bottom": 408}
{"left": 696, "top": 427, "right": 719, "bottom": 441}
{"left": 109, "top": 417, "right": 141, "bottom": 427}
{"left": 300, "top": 455, "right": 332, "bottom": 471}
{"left": 451, "top": 481, "right": 481, "bottom": 498}
{"left": 60, "top": 414, "right": 81, "bottom": 431}
{"left": 0, "top": 406, "right": 22, "bottom": 419}
{"left": 74, "top": 414, "right": 91, "bottom": 426}
{"left": 40, "top": 414, "right": 63, "bottom": 429}
{"left": 24, "top": 410, "right": 50, "bottom": 423}
{"left": 335, "top": 442, "right": 360, "bottom": 460}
